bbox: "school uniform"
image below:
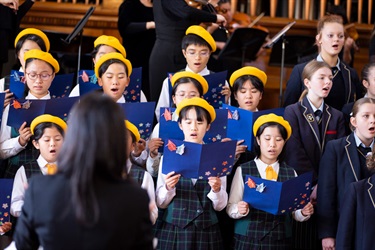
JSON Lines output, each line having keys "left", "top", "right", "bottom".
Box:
{"left": 317, "top": 133, "right": 374, "bottom": 240}
{"left": 336, "top": 175, "right": 375, "bottom": 250}
{"left": 284, "top": 97, "right": 346, "bottom": 178}
{"left": 127, "top": 160, "right": 158, "bottom": 225}
{"left": 11, "top": 155, "right": 51, "bottom": 217}
{"left": 155, "top": 156, "right": 227, "bottom": 250}
{"left": 0, "top": 92, "right": 50, "bottom": 178}
{"left": 69, "top": 78, "right": 148, "bottom": 102}
{"left": 146, "top": 123, "right": 161, "bottom": 177}
{"left": 283, "top": 56, "right": 362, "bottom": 110}
{"left": 227, "top": 159, "right": 309, "bottom": 249}
{"left": 155, "top": 65, "right": 230, "bottom": 122}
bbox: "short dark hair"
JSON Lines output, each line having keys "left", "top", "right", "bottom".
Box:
{"left": 171, "top": 77, "right": 204, "bottom": 107}
{"left": 98, "top": 59, "right": 129, "bottom": 78}
{"left": 24, "top": 58, "right": 55, "bottom": 98}
{"left": 233, "top": 75, "right": 264, "bottom": 96}
{"left": 91, "top": 44, "right": 121, "bottom": 59}
{"left": 253, "top": 122, "right": 288, "bottom": 163}
{"left": 182, "top": 34, "right": 212, "bottom": 51}
{"left": 178, "top": 105, "right": 212, "bottom": 125}
{"left": 32, "top": 122, "right": 65, "bottom": 142}
{"left": 15, "top": 34, "right": 47, "bottom": 63}
{"left": 57, "top": 92, "right": 128, "bottom": 226}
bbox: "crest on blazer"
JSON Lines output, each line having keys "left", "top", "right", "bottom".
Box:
{"left": 306, "top": 113, "right": 315, "bottom": 122}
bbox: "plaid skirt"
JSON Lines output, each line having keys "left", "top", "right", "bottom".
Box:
{"left": 155, "top": 221, "right": 224, "bottom": 250}
{"left": 233, "top": 233, "right": 292, "bottom": 250}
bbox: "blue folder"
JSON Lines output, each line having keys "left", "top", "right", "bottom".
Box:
{"left": 243, "top": 171, "right": 313, "bottom": 215}
{"left": 162, "top": 139, "right": 237, "bottom": 179}
{"left": 0, "top": 179, "right": 14, "bottom": 225}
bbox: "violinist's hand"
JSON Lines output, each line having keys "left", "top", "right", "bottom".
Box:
{"left": 216, "top": 14, "right": 227, "bottom": 27}
{"left": 0, "top": 0, "right": 18, "bottom": 10}
{"left": 206, "top": 23, "right": 220, "bottom": 34}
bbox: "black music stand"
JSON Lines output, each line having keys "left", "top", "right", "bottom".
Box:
{"left": 217, "top": 27, "right": 269, "bottom": 67}
{"left": 61, "top": 6, "right": 95, "bottom": 85}
{"left": 263, "top": 21, "right": 296, "bottom": 107}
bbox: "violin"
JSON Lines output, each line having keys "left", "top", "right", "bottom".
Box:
{"left": 228, "top": 12, "right": 269, "bottom": 34}
{"left": 345, "top": 23, "right": 359, "bottom": 41}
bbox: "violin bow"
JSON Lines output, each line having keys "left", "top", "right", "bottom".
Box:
{"left": 248, "top": 12, "right": 265, "bottom": 28}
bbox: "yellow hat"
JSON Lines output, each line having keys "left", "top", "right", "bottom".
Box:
{"left": 253, "top": 113, "right": 292, "bottom": 140}
{"left": 94, "top": 52, "right": 132, "bottom": 78}
{"left": 30, "top": 114, "right": 67, "bottom": 135}
{"left": 171, "top": 71, "right": 209, "bottom": 95}
{"left": 94, "top": 35, "right": 126, "bottom": 58}
{"left": 175, "top": 97, "right": 216, "bottom": 122}
{"left": 229, "top": 66, "right": 267, "bottom": 87}
{"left": 14, "top": 28, "right": 50, "bottom": 52}
{"left": 125, "top": 120, "right": 140, "bottom": 142}
{"left": 24, "top": 49, "right": 60, "bottom": 73}
{"left": 186, "top": 25, "right": 216, "bottom": 52}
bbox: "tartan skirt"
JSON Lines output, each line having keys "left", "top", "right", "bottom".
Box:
{"left": 233, "top": 233, "right": 292, "bottom": 250}
{"left": 155, "top": 221, "right": 224, "bottom": 250}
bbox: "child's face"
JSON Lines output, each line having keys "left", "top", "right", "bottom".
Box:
{"left": 93, "top": 45, "right": 117, "bottom": 64}
{"left": 25, "top": 59, "right": 54, "bottom": 98}
{"left": 234, "top": 80, "right": 262, "bottom": 112}
{"left": 317, "top": 22, "right": 345, "bottom": 57}
{"left": 32, "top": 127, "right": 64, "bottom": 163}
{"left": 256, "top": 126, "right": 285, "bottom": 164}
{"left": 183, "top": 44, "right": 211, "bottom": 73}
{"left": 304, "top": 67, "right": 333, "bottom": 100}
{"left": 179, "top": 108, "right": 210, "bottom": 144}
{"left": 172, "top": 82, "right": 200, "bottom": 106}
{"left": 98, "top": 63, "right": 130, "bottom": 102}
{"left": 363, "top": 67, "right": 375, "bottom": 99}
{"left": 350, "top": 103, "right": 375, "bottom": 145}
{"left": 18, "top": 40, "right": 41, "bottom": 70}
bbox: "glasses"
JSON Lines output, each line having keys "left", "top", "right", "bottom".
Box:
{"left": 26, "top": 72, "right": 53, "bottom": 81}
{"left": 185, "top": 50, "right": 210, "bottom": 57}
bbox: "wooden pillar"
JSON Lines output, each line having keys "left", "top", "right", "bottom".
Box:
{"left": 334, "top": 0, "right": 340, "bottom": 5}
{"left": 369, "top": 0, "right": 373, "bottom": 24}
{"left": 346, "top": 0, "right": 352, "bottom": 22}
{"left": 270, "top": 0, "right": 277, "bottom": 17}
{"left": 250, "top": 0, "right": 258, "bottom": 16}
{"left": 320, "top": 0, "right": 327, "bottom": 18}
{"left": 304, "top": 0, "right": 311, "bottom": 19}
{"left": 288, "top": 0, "right": 295, "bottom": 18}
{"left": 358, "top": 0, "right": 363, "bottom": 23}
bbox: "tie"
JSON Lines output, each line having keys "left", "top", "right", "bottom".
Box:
{"left": 358, "top": 146, "right": 372, "bottom": 157}
{"left": 265, "top": 165, "right": 278, "bottom": 180}
{"left": 314, "top": 110, "right": 322, "bottom": 122}
{"left": 331, "top": 66, "right": 339, "bottom": 77}
{"left": 46, "top": 163, "right": 57, "bottom": 175}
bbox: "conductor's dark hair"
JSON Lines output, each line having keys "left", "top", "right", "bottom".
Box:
{"left": 57, "top": 92, "right": 128, "bottom": 227}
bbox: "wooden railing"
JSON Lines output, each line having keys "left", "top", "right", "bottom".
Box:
{"left": 233, "top": 0, "right": 374, "bottom": 24}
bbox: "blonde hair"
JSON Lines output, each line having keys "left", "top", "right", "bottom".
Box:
{"left": 298, "top": 60, "right": 331, "bottom": 101}
{"left": 317, "top": 15, "right": 344, "bottom": 35}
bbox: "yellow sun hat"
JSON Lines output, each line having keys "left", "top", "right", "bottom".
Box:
{"left": 30, "top": 114, "right": 67, "bottom": 135}
{"left": 186, "top": 25, "right": 217, "bottom": 52}
{"left": 229, "top": 66, "right": 267, "bottom": 87}
{"left": 253, "top": 113, "right": 292, "bottom": 140}
{"left": 24, "top": 49, "right": 60, "bottom": 73}
{"left": 175, "top": 97, "right": 216, "bottom": 123}
{"left": 94, "top": 35, "right": 127, "bottom": 58}
{"left": 125, "top": 120, "right": 140, "bottom": 142}
{"left": 14, "top": 28, "right": 50, "bottom": 52}
{"left": 171, "top": 71, "right": 209, "bottom": 95}
{"left": 94, "top": 52, "right": 132, "bottom": 78}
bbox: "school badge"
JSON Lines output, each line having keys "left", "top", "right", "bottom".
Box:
{"left": 306, "top": 113, "right": 314, "bottom": 122}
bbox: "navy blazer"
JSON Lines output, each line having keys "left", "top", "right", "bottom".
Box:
{"left": 283, "top": 60, "right": 362, "bottom": 110}
{"left": 317, "top": 133, "right": 372, "bottom": 239}
{"left": 284, "top": 97, "right": 346, "bottom": 179}
{"left": 336, "top": 175, "right": 375, "bottom": 250}
{"left": 14, "top": 174, "right": 153, "bottom": 250}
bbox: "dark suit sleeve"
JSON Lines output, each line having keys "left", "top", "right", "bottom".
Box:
{"left": 133, "top": 189, "right": 154, "bottom": 250}
{"left": 283, "top": 65, "right": 304, "bottom": 107}
{"left": 351, "top": 68, "right": 363, "bottom": 101}
{"left": 317, "top": 140, "right": 339, "bottom": 239}
{"left": 161, "top": 0, "right": 217, "bottom": 23}
{"left": 336, "top": 182, "right": 357, "bottom": 250}
{"left": 284, "top": 105, "right": 312, "bottom": 175}
{"left": 14, "top": 178, "right": 40, "bottom": 250}
{"left": 16, "top": 0, "right": 34, "bottom": 23}
{"left": 336, "top": 111, "right": 346, "bottom": 139}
